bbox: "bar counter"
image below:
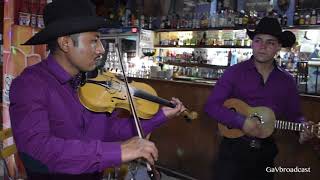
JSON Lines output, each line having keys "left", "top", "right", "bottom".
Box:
{"left": 129, "top": 77, "right": 320, "bottom": 180}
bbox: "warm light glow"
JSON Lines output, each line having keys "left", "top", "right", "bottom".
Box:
{"left": 131, "top": 27, "right": 138, "bottom": 33}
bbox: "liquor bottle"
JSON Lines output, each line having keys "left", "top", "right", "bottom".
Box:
{"left": 179, "top": 14, "right": 185, "bottom": 29}
{"left": 304, "top": 11, "right": 310, "bottom": 25}
{"left": 238, "top": 10, "right": 245, "bottom": 27}
{"left": 209, "top": 13, "right": 215, "bottom": 28}
{"left": 229, "top": 10, "right": 235, "bottom": 27}
{"left": 317, "top": 9, "right": 320, "bottom": 24}
{"left": 310, "top": 9, "right": 317, "bottom": 25}
{"left": 227, "top": 50, "right": 232, "bottom": 66}
{"left": 242, "top": 10, "right": 249, "bottom": 26}
{"left": 200, "top": 13, "right": 205, "bottom": 28}
{"left": 18, "top": 0, "right": 31, "bottom": 26}
{"left": 192, "top": 13, "right": 197, "bottom": 29}
{"left": 234, "top": 11, "right": 239, "bottom": 27}
{"left": 131, "top": 14, "right": 138, "bottom": 27}
{"left": 37, "top": 0, "right": 46, "bottom": 28}
{"left": 176, "top": 14, "right": 180, "bottom": 29}
{"left": 218, "top": 10, "right": 226, "bottom": 27}
{"left": 281, "top": 14, "right": 288, "bottom": 26}
{"left": 125, "top": 8, "right": 131, "bottom": 27}
{"left": 160, "top": 16, "right": 165, "bottom": 29}
{"left": 293, "top": 11, "right": 299, "bottom": 25}
{"left": 299, "top": 12, "right": 305, "bottom": 25}
{"left": 196, "top": 13, "right": 200, "bottom": 29}
{"left": 140, "top": 15, "right": 145, "bottom": 29}
{"left": 148, "top": 16, "right": 153, "bottom": 29}
{"left": 165, "top": 15, "right": 171, "bottom": 29}
{"left": 30, "top": 0, "right": 39, "bottom": 28}
{"left": 171, "top": 14, "right": 177, "bottom": 29}
{"left": 199, "top": 32, "right": 207, "bottom": 46}
{"left": 121, "top": 16, "right": 126, "bottom": 27}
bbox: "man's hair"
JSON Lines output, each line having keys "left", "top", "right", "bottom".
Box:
{"left": 70, "top": 34, "right": 80, "bottom": 47}
{"left": 47, "top": 33, "right": 80, "bottom": 53}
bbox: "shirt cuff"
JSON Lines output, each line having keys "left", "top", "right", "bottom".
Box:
{"left": 296, "top": 116, "right": 306, "bottom": 123}
{"left": 151, "top": 109, "right": 168, "bottom": 127}
{"left": 234, "top": 113, "right": 246, "bottom": 130}
{"left": 98, "top": 141, "right": 122, "bottom": 171}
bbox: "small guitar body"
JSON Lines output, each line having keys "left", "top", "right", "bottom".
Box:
{"left": 218, "top": 98, "right": 276, "bottom": 138}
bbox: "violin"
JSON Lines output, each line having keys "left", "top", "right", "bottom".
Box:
{"left": 78, "top": 71, "right": 197, "bottom": 179}
{"left": 78, "top": 71, "right": 198, "bottom": 121}
{"left": 79, "top": 44, "right": 196, "bottom": 180}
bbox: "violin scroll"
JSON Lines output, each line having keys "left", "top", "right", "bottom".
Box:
{"left": 182, "top": 111, "right": 198, "bottom": 122}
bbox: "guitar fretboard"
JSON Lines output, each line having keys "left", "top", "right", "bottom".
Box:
{"left": 275, "top": 120, "right": 310, "bottom": 132}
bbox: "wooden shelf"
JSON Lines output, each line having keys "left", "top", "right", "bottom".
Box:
{"left": 283, "top": 25, "right": 320, "bottom": 30}
{"left": 163, "top": 61, "right": 228, "bottom": 69}
{"left": 154, "top": 27, "right": 246, "bottom": 32}
{"left": 154, "top": 45, "right": 251, "bottom": 49}
{"left": 154, "top": 25, "right": 320, "bottom": 32}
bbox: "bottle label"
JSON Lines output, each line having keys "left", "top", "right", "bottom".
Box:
{"left": 19, "top": 12, "right": 31, "bottom": 26}
{"left": 37, "top": 14, "right": 45, "bottom": 28}
{"left": 317, "top": 15, "right": 320, "bottom": 24}
{"left": 310, "top": 16, "right": 317, "bottom": 25}
{"left": 30, "top": 14, "right": 37, "bottom": 27}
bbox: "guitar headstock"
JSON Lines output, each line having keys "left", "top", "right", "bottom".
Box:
{"left": 182, "top": 111, "right": 198, "bottom": 122}
{"left": 305, "top": 122, "right": 320, "bottom": 139}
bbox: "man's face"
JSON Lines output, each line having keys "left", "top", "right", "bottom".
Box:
{"left": 252, "top": 34, "right": 282, "bottom": 64}
{"left": 68, "top": 32, "right": 105, "bottom": 72}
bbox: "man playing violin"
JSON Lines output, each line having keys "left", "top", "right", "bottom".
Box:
{"left": 205, "top": 17, "right": 315, "bottom": 180}
{"left": 9, "top": 0, "right": 185, "bottom": 179}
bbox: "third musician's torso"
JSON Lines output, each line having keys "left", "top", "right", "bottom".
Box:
{"left": 230, "top": 63, "right": 295, "bottom": 120}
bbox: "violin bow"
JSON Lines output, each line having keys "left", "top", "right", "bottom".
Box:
{"left": 114, "top": 44, "right": 160, "bottom": 180}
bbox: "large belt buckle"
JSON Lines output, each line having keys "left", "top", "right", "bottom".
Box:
{"left": 249, "top": 139, "right": 261, "bottom": 149}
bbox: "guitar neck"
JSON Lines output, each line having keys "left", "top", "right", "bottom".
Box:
{"left": 275, "top": 120, "right": 317, "bottom": 132}
{"left": 275, "top": 120, "right": 304, "bottom": 132}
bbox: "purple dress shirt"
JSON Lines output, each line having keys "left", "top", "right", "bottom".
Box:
{"left": 9, "top": 55, "right": 167, "bottom": 174}
{"left": 205, "top": 58, "right": 304, "bottom": 130}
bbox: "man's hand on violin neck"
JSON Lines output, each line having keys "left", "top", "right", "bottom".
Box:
{"left": 121, "top": 136, "right": 158, "bottom": 165}
{"left": 162, "top": 97, "right": 186, "bottom": 119}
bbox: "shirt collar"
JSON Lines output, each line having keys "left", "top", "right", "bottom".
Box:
{"left": 246, "top": 56, "right": 257, "bottom": 70}
{"left": 46, "top": 54, "right": 73, "bottom": 84}
{"left": 246, "top": 56, "right": 279, "bottom": 71}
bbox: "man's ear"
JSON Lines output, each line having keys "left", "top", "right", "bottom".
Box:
{"left": 57, "top": 36, "right": 72, "bottom": 52}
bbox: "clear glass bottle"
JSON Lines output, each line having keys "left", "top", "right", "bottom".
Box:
{"left": 317, "top": 9, "right": 320, "bottom": 24}
{"left": 304, "top": 11, "right": 311, "bottom": 25}
{"left": 310, "top": 9, "right": 317, "bottom": 25}
{"left": 293, "top": 11, "right": 299, "bottom": 25}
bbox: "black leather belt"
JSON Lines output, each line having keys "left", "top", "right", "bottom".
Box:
{"left": 240, "top": 136, "right": 274, "bottom": 149}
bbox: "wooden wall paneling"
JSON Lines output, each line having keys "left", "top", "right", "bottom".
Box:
{"left": 130, "top": 78, "right": 320, "bottom": 180}
{"left": 132, "top": 79, "right": 218, "bottom": 180}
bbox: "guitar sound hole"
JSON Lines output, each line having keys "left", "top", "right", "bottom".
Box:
{"left": 252, "top": 114, "right": 262, "bottom": 122}
{"left": 229, "top": 107, "right": 237, "bottom": 112}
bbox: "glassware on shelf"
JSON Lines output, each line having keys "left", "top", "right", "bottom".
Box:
{"left": 142, "top": 48, "right": 156, "bottom": 57}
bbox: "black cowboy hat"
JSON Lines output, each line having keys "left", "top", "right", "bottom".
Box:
{"left": 247, "top": 17, "right": 296, "bottom": 48}
{"left": 23, "top": 0, "right": 119, "bottom": 45}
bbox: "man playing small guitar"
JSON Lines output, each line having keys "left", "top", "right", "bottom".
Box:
{"left": 205, "top": 17, "right": 315, "bottom": 180}
{"left": 217, "top": 98, "right": 319, "bottom": 140}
